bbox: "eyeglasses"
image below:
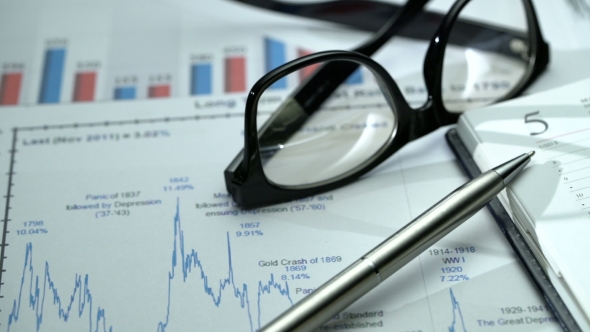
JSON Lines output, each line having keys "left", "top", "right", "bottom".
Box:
{"left": 225, "top": 0, "right": 549, "bottom": 208}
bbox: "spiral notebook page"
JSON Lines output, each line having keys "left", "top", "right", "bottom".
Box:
{"left": 457, "top": 77, "right": 590, "bottom": 330}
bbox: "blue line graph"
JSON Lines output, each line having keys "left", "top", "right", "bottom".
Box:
{"left": 7, "top": 199, "right": 293, "bottom": 331}
{"left": 7, "top": 242, "right": 112, "bottom": 332}
{"left": 157, "top": 198, "right": 293, "bottom": 331}
{"left": 5, "top": 198, "right": 472, "bottom": 331}
{"left": 448, "top": 288, "right": 467, "bottom": 332}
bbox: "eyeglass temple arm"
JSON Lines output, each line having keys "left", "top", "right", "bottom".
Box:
{"left": 231, "top": 0, "right": 417, "bottom": 34}
{"left": 234, "top": 0, "right": 401, "bottom": 32}
{"left": 232, "top": 0, "right": 527, "bottom": 59}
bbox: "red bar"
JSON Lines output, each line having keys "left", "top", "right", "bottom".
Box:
{"left": 224, "top": 57, "right": 246, "bottom": 93}
{"left": 148, "top": 84, "right": 170, "bottom": 98}
{"left": 297, "top": 49, "right": 319, "bottom": 82}
{"left": 0, "top": 72, "right": 23, "bottom": 105}
{"left": 73, "top": 72, "right": 96, "bottom": 102}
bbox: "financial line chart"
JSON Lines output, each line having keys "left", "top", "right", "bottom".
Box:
{"left": 157, "top": 201, "right": 293, "bottom": 332}
{"left": 0, "top": 109, "right": 559, "bottom": 331}
{"left": 9, "top": 199, "right": 294, "bottom": 332}
{"left": 9, "top": 196, "right": 473, "bottom": 332}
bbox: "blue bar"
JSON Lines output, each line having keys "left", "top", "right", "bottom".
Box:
{"left": 264, "top": 38, "right": 287, "bottom": 89}
{"left": 191, "top": 63, "right": 212, "bottom": 95}
{"left": 345, "top": 69, "right": 363, "bottom": 85}
{"left": 38, "top": 48, "right": 66, "bottom": 103}
{"left": 114, "top": 86, "right": 136, "bottom": 100}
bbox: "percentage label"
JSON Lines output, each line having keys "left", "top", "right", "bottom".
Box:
{"left": 164, "top": 184, "right": 194, "bottom": 192}
{"left": 440, "top": 274, "right": 470, "bottom": 282}
{"left": 236, "top": 230, "right": 263, "bottom": 237}
{"left": 17, "top": 228, "right": 49, "bottom": 236}
{"left": 136, "top": 130, "right": 170, "bottom": 139}
{"left": 281, "top": 273, "right": 310, "bottom": 281}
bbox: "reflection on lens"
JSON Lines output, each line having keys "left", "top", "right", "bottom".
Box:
{"left": 257, "top": 60, "right": 396, "bottom": 187}
{"left": 442, "top": 0, "right": 530, "bottom": 112}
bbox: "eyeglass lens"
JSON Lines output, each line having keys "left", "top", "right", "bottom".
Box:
{"left": 441, "top": 0, "right": 530, "bottom": 111}
{"left": 257, "top": 60, "right": 396, "bottom": 188}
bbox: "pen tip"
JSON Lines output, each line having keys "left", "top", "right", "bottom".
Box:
{"left": 492, "top": 152, "right": 534, "bottom": 185}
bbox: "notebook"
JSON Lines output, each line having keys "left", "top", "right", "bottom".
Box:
{"left": 454, "top": 77, "right": 590, "bottom": 331}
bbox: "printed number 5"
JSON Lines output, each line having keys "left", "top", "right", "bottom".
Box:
{"left": 524, "top": 111, "right": 548, "bottom": 136}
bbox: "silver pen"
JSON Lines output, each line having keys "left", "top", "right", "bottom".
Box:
{"left": 261, "top": 151, "right": 534, "bottom": 332}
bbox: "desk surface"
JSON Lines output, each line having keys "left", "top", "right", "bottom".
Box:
{"left": 0, "top": 0, "right": 589, "bottom": 330}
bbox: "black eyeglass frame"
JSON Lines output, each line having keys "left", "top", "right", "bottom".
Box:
{"left": 225, "top": 0, "right": 549, "bottom": 208}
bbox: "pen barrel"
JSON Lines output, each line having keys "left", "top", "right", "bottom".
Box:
{"left": 261, "top": 258, "right": 380, "bottom": 331}
{"left": 261, "top": 169, "right": 506, "bottom": 332}
{"left": 365, "top": 169, "right": 504, "bottom": 280}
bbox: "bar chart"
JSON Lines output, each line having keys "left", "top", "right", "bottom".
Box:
{"left": 112, "top": 75, "right": 137, "bottom": 100}
{"left": 38, "top": 47, "right": 66, "bottom": 104}
{"left": 190, "top": 54, "right": 213, "bottom": 95}
{"left": 0, "top": 35, "right": 363, "bottom": 106}
{"left": 297, "top": 49, "right": 318, "bottom": 82}
{"left": 72, "top": 61, "right": 101, "bottom": 102}
{"left": 148, "top": 74, "right": 172, "bottom": 98}
{"left": 265, "top": 38, "right": 287, "bottom": 90}
{"left": 0, "top": 68, "right": 23, "bottom": 105}
{"left": 224, "top": 46, "right": 247, "bottom": 93}
{"left": 0, "top": 0, "right": 377, "bottom": 108}
{"left": 114, "top": 86, "right": 136, "bottom": 100}
{"left": 73, "top": 72, "right": 97, "bottom": 102}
